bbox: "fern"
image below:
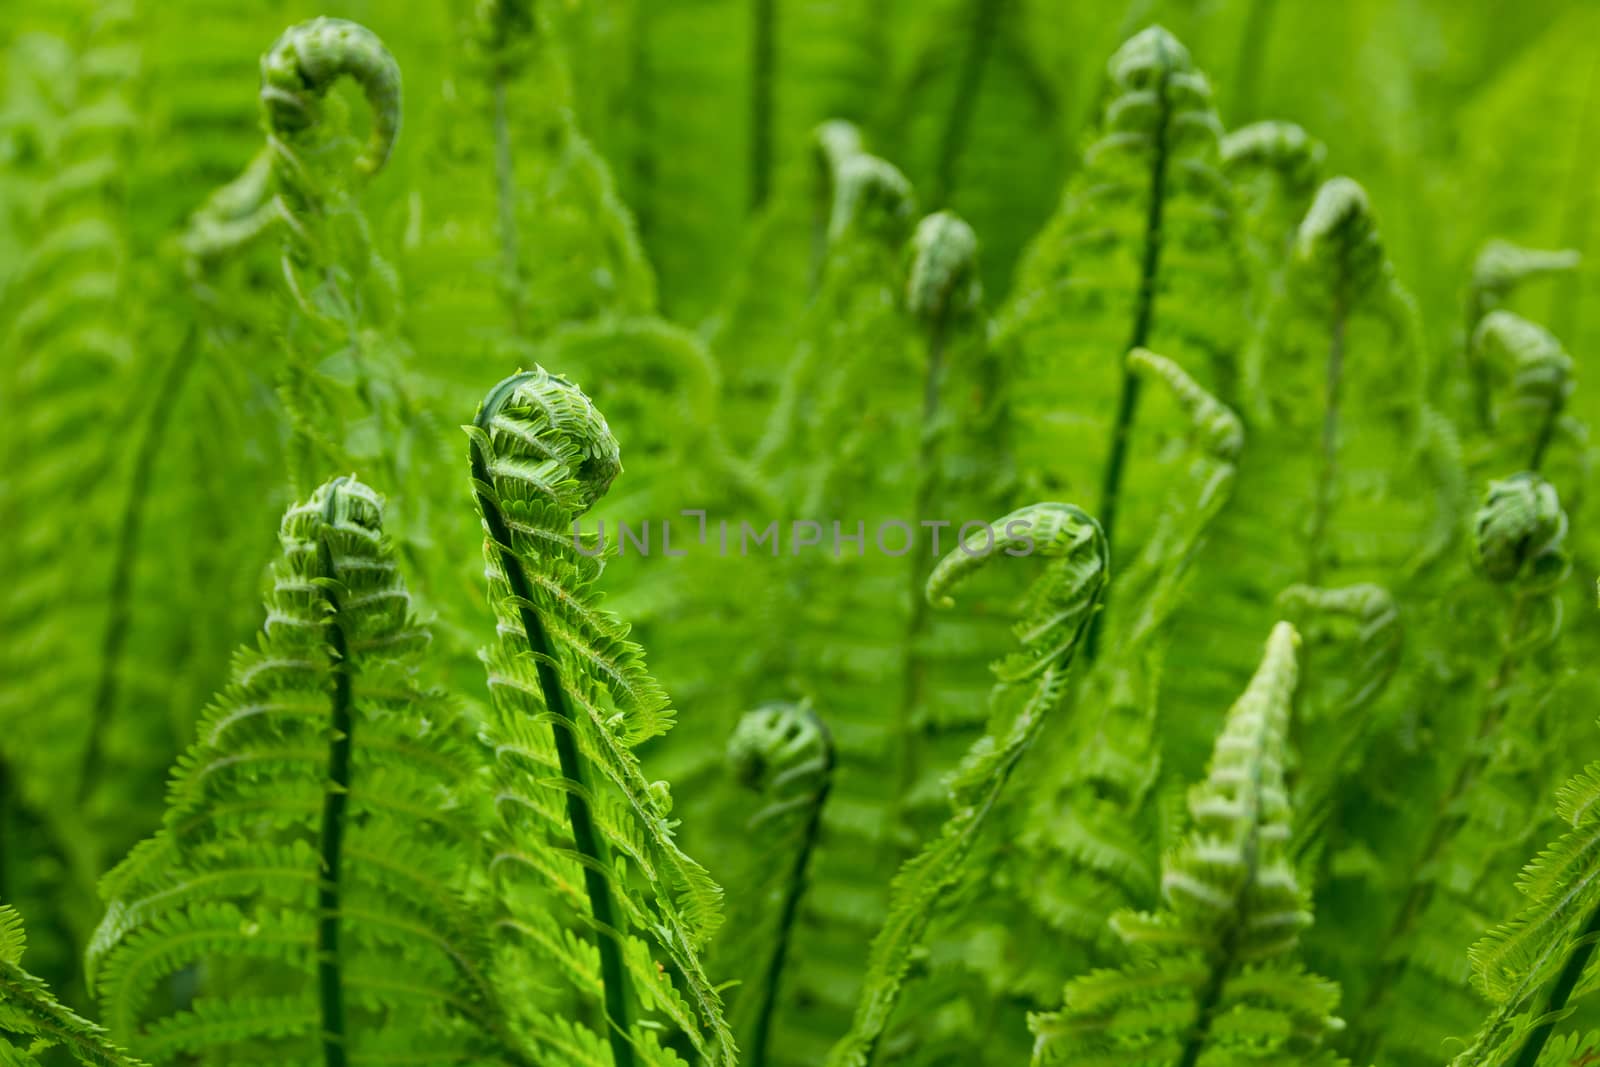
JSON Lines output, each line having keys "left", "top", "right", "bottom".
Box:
{"left": 0, "top": 904, "right": 140, "bottom": 1066}
{"left": 1030, "top": 621, "right": 1349, "bottom": 1067}
{"left": 90, "top": 476, "right": 525, "bottom": 1065}
{"left": 467, "top": 367, "right": 734, "bottom": 1067}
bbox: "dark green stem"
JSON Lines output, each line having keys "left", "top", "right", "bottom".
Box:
{"left": 1089, "top": 39, "right": 1173, "bottom": 658}
{"left": 748, "top": 0, "right": 776, "bottom": 210}
{"left": 469, "top": 438, "right": 634, "bottom": 1067}
{"left": 749, "top": 720, "right": 833, "bottom": 1067}
{"left": 78, "top": 325, "right": 201, "bottom": 807}
{"left": 315, "top": 489, "right": 355, "bottom": 1067}
{"left": 930, "top": 0, "right": 1004, "bottom": 208}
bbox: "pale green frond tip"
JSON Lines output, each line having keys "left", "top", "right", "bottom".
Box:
{"left": 1127, "top": 348, "right": 1243, "bottom": 461}
{"left": 474, "top": 366, "right": 623, "bottom": 513}
{"left": 1472, "top": 472, "right": 1569, "bottom": 588}
{"left": 1109, "top": 24, "right": 1192, "bottom": 84}
{"left": 1221, "top": 119, "right": 1325, "bottom": 184}
{"left": 813, "top": 119, "right": 864, "bottom": 172}
{"left": 906, "top": 211, "right": 981, "bottom": 323}
{"left": 1472, "top": 310, "right": 1573, "bottom": 407}
{"left": 260, "top": 18, "right": 402, "bottom": 176}
{"left": 1296, "top": 176, "right": 1383, "bottom": 280}
{"left": 925, "top": 502, "right": 1106, "bottom": 609}
{"left": 828, "top": 154, "right": 916, "bottom": 243}
{"left": 1472, "top": 239, "right": 1581, "bottom": 301}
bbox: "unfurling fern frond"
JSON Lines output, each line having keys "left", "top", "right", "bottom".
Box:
{"left": 1, "top": 904, "right": 141, "bottom": 1066}
{"left": 1031, "top": 622, "right": 1350, "bottom": 1067}
{"left": 467, "top": 368, "right": 734, "bottom": 1067}
{"left": 1348, "top": 472, "right": 1572, "bottom": 1064}
{"left": 91, "top": 477, "right": 523, "bottom": 1066}
{"left": 722, "top": 703, "right": 835, "bottom": 1067}
{"left": 1466, "top": 240, "right": 1581, "bottom": 336}
{"left": 827, "top": 503, "right": 1109, "bottom": 1067}
{"left": 997, "top": 24, "right": 1243, "bottom": 560}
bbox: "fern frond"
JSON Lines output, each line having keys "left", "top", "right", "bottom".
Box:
{"left": 0, "top": 904, "right": 142, "bottom": 1066}
{"left": 1031, "top": 622, "right": 1350, "bottom": 1067}
{"left": 827, "top": 503, "right": 1108, "bottom": 1067}
{"left": 1470, "top": 311, "right": 1574, "bottom": 471}
{"left": 468, "top": 367, "right": 734, "bottom": 1067}
{"left": 91, "top": 477, "right": 522, "bottom": 1065}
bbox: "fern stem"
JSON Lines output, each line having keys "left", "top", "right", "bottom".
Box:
{"left": 493, "top": 73, "right": 527, "bottom": 337}
{"left": 930, "top": 0, "right": 1004, "bottom": 209}
{"left": 748, "top": 0, "right": 776, "bottom": 210}
{"left": 1089, "top": 32, "right": 1173, "bottom": 657}
{"left": 1230, "top": 0, "right": 1276, "bottom": 119}
{"left": 315, "top": 492, "right": 355, "bottom": 1067}
{"left": 469, "top": 442, "right": 635, "bottom": 1067}
{"left": 78, "top": 325, "right": 201, "bottom": 807}
{"left": 749, "top": 725, "right": 833, "bottom": 1067}
{"left": 1305, "top": 296, "right": 1347, "bottom": 584}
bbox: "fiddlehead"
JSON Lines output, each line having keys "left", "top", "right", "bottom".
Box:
{"left": 827, "top": 504, "right": 1108, "bottom": 1067}
{"left": 468, "top": 368, "right": 734, "bottom": 1067}
{"left": 260, "top": 18, "right": 400, "bottom": 183}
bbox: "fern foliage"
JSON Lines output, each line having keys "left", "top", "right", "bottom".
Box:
{"left": 90, "top": 476, "right": 521, "bottom": 1066}
{"left": 1030, "top": 622, "right": 1349, "bottom": 1067}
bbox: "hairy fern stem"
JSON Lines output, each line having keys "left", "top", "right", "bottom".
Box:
{"left": 468, "top": 432, "right": 635, "bottom": 1067}
{"left": 315, "top": 483, "right": 356, "bottom": 1067}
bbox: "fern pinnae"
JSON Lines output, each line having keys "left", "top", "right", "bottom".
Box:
{"left": 827, "top": 503, "right": 1109, "bottom": 1067}
{"left": 1470, "top": 311, "right": 1575, "bottom": 472}
{"left": 0, "top": 904, "right": 143, "bottom": 1066}
{"left": 468, "top": 368, "right": 733, "bottom": 1067}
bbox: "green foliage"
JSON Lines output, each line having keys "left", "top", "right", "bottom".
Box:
{"left": 6, "top": 6, "right": 1600, "bottom": 1067}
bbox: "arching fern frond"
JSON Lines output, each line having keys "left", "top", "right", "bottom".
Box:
{"left": 91, "top": 477, "right": 524, "bottom": 1066}
{"left": 1031, "top": 622, "right": 1350, "bottom": 1067}
{"left": 467, "top": 368, "right": 734, "bottom": 1067}
{"left": 1470, "top": 311, "right": 1575, "bottom": 472}
{"left": 826, "top": 503, "right": 1108, "bottom": 1067}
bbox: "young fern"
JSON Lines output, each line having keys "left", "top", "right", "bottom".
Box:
{"left": 1031, "top": 621, "right": 1350, "bottom": 1067}
{"left": 467, "top": 368, "right": 733, "bottom": 1067}
{"left": 722, "top": 703, "right": 835, "bottom": 1067}
{"left": 1, "top": 904, "right": 140, "bottom": 1066}
{"left": 827, "top": 503, "right": 1109, "bottom": 1067}
{"left": 1350, "top": 472, "right": 1573, "bottom": 1064}
{"left": 1470, "top": 311, "right": 1575, "bottom": 473}
{"left": 997, "top": 25, "right": 1242, "bottom": 564}
{"left": 90, "top": 477, "right": 524, "bottom": 1066}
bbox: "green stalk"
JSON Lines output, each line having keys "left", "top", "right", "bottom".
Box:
{"left": 929, "top": 0, "right": 1004, "bottom": 209}
{"left": 1305, "top": 295, "right": 1347, "bottom": 585}
{"left": 469, "top": 432, "right": 634, "bottom": 1067}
